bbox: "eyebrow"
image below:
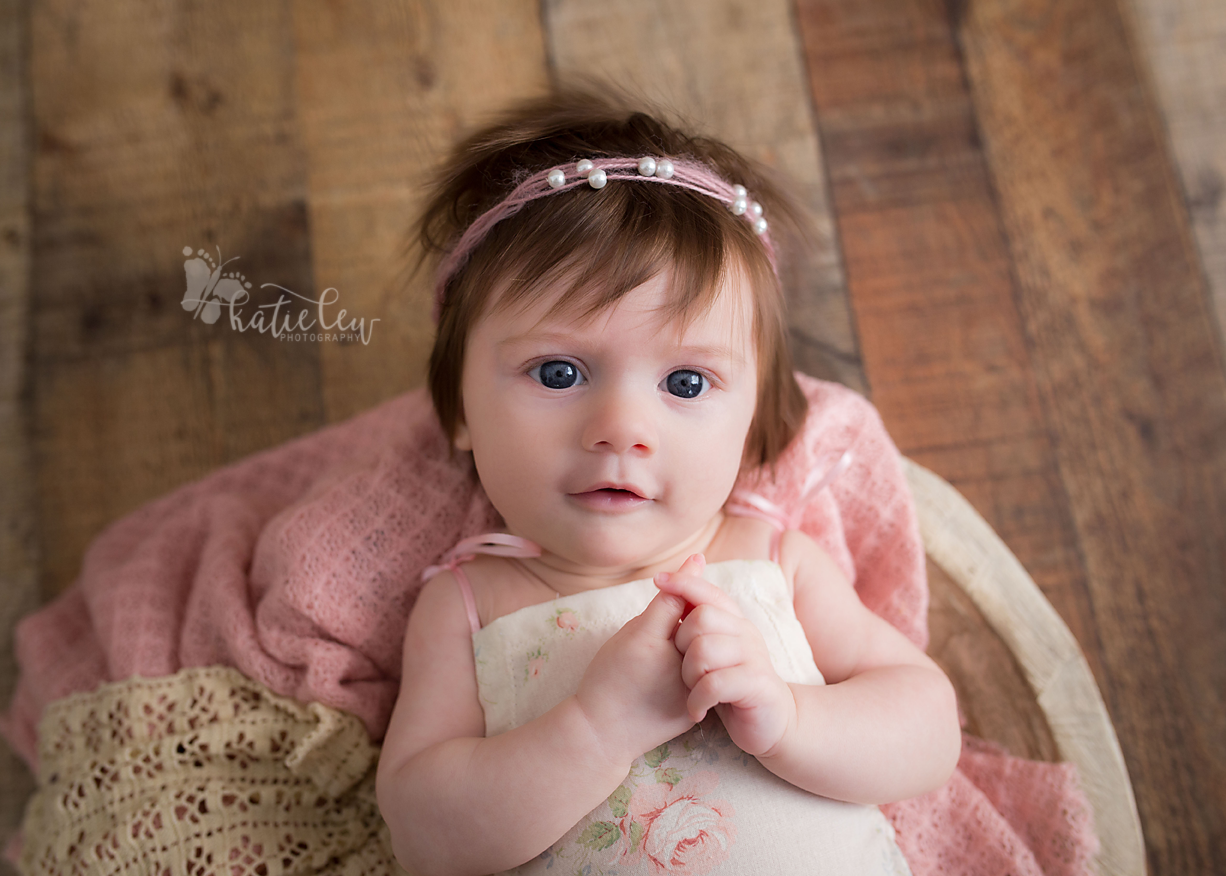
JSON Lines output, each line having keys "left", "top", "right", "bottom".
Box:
{"left": 498, "top": 331, "right": 746, "bottom": 364}
{"left": 497, "top": 331, "right": 575, "bottom": 349}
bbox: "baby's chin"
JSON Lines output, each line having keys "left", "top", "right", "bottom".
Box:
{"left": 538, "top": 529, "right": 706, "bottom": 582}
{"left": 548, "top": 545, "right": 661, "bottom": 580}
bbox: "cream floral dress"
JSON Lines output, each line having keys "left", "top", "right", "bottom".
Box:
{"left": 471, "top": 559, "right": 913, "bottom": 876}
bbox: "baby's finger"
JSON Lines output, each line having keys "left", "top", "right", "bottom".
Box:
{"left": 672, "top": 552, "right": 706, "bottom": 620}
{"left": 654, "top": 568, "right": 742, "bottom": 619}
{"left": 673, "top": 605, "right": 749, "bottom": 655}
{"left": 633, "top": 589, "right": 689, "bottom": 640}
{"left": 680, "top": 633, "right": 745, "bottom": 691}
{"left": 676, "top": 552, "right": 706, "bottom": 577}
{"left": 686, "top": 664, "right": 760, "bottom": 722}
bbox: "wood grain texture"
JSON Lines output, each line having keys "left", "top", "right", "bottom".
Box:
{"left": 1125, "top": 0, "right": 1226, "bottom": 352}
{"left": 544, "top": 0, "right": 866, "bottom": 393}
{"left": 291, "top": 0, "right": 551, "bottom": 421}
{"left": 909, "top": 459, "right": 1144, "bottom": 876}
{"left": 793, "top": 0, "right": 1105, "bottom": 679}
{"left": 29, "top": 0, "right": 325, "bottom": 596}
{"left": 926, "top": 559, "right": 1058, "bottom": 764}
{"left": 0, "top": 0, "right": 38, "bottom": 857}
{"left": 958, "top": 0, "right": 1226, "bottom": 871}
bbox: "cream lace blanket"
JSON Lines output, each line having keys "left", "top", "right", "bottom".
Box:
{"left": 19, "top": 667, "right": 403, "bottom": 876}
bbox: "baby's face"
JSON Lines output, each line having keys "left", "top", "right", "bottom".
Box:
{"left": 455, "top": 269, "right": 758, "bottom": 576}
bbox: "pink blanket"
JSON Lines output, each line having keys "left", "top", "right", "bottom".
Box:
{"left": 1, "top": 374, "right": 1097, "bottom": 876}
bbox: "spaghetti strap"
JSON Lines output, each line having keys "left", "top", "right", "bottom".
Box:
{"left": 421, "top": 533, "right": 543, "bottom": 633}
{"left": 451, "top": 565, "right": 482, "bottom": 635}
{"left": 726, "top": 449, "right": 854, "bottom": 563}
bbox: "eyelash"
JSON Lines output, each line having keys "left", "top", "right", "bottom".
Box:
{"left": 529, "top": 360, "right": 712, "bottom": 398}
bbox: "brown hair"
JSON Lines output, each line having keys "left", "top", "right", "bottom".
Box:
{"left": 418, "top": 88, "right": 808, "bottom": 468}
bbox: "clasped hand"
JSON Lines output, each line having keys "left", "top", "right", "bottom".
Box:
{"left": 575, "top": 553, "right": 796, "bottom": 766}
{"left": 656, "top": 554, "right": 797, "bottom": 757}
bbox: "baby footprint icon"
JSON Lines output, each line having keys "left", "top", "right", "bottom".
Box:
{"left": 181, "top": 246, "right": 251, "bottom": 324}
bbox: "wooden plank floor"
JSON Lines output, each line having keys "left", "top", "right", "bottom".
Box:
{"left": 0, "top": 0, "right": 38, "bottom": 845}
{"left": 2, "top": 1, "right": 1224, "bottom": 873}
{"left": 1128, "top": 0, "right": 1226, "bottom": 356}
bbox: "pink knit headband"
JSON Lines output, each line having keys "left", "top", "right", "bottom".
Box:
{"left": 433, "top": 156, "right": 778, "bottom": 319}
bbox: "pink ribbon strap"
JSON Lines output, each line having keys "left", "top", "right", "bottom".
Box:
{"left": 421, "top": 533, "right": 543, "bottom": 583}
{"left": 422, "top": 533, "right": 543, "bottom": 635}
{"left": 726, "top": 449, "right": 853, "bottom": 560}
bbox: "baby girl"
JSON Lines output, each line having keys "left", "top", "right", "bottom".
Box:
{"left": 375, "top": 90, "right": 962, "bottom": 876}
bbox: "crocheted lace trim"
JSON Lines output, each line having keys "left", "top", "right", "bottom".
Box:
{"left": 19, "top": 666, "right": 404, "bottom": 875}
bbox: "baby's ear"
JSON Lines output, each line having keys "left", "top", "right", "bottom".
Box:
{"left": 453, "top": 420, "right": 472, "bottom": 452}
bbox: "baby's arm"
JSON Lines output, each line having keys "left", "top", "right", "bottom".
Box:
{"left": 376, "top": 571, "right": 695, "bottom": 876}
{"left": 658, "top": 535, "right": 961, "bottom": 805}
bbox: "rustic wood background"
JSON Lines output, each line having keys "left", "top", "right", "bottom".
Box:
{"left": 2, "top": 0, "right": 1224, "bottom": 873}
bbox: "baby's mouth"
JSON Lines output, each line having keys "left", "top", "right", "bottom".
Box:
{"left": 568, "top": 485, "right": 651, "bottom": 510}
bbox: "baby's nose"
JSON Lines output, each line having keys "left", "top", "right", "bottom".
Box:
{"left": 580, "top": 388, "right": 656, "bottom": 455}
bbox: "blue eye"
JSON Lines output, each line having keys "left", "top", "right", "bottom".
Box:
{"left": 666, "top": 370, "right": 707, "bottom": 398}
{"left": 536, "top": 360, "right": 583, "bottom": 389}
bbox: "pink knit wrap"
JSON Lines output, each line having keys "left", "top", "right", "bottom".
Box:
{"left": 1, "top": 374, "right": 1098, "bottom": 876}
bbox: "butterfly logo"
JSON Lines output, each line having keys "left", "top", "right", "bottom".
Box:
{"left": 180, "top": 246, "right": 251, "bottom": 324}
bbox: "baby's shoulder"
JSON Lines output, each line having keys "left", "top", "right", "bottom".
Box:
{"left": 709, "top": 515, "right": 850, "bottom": 600}
{"left": 776, "top": 528, "right": 853, "bottom": 599}
{"left": 410, "top": 570, "right": 477, "bottom": 639}
{"left": 706, "top": 512, "right": 776, "bottom": 563}
{"left": 411, "top": 558, "right": 539, "bottom": 644}
{"left": 445, "top": 554, "right": 552, "bottom": 629}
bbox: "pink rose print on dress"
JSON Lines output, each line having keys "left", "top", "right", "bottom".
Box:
{"left": 624, "top": 771, "right": 736, "bottom": 875}
{"left": 523, "top": 645, "right": 549, "bottom": 682}
{"left": 555, "top": 609, "right": 580, "bottom": 631}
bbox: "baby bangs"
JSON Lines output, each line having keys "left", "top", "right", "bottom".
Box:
{"left": 419, "top": 88, "right": 809, "bottom": 469}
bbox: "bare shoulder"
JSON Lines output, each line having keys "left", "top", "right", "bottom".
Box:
{"left": 704, "top": 512, "right": 776, "bottom": 564}
{"left": 778, "top": 528, "right": 935, "bottom": 683}
{"left": 459, "top": 554, "right": 557, "bottom": 625}
{"left": 408, "top": 570, "right": 478, "bottom": 643}
{"left": 400, "top": 571, "right": 485, "bottom": 688}
{"left": 776, "top": 528, "right": 852, "bottom": 601}
{"left": 380, "top": 571, "right": 485, "bottom": 772}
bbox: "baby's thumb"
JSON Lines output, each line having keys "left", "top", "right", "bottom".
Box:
{"left": 637, "top": 589, "right": 688, "bottom": 639}
{"left": 677, "top": 552, "right": 706, "bottom": 577}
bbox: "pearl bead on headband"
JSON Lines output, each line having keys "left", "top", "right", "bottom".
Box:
{"left": 433, "top": 156, "right": 778, "bottom": 319}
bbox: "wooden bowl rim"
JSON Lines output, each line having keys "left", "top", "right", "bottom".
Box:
{"left": 905, "top": 458, "right": 1146, "bottom": 876}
